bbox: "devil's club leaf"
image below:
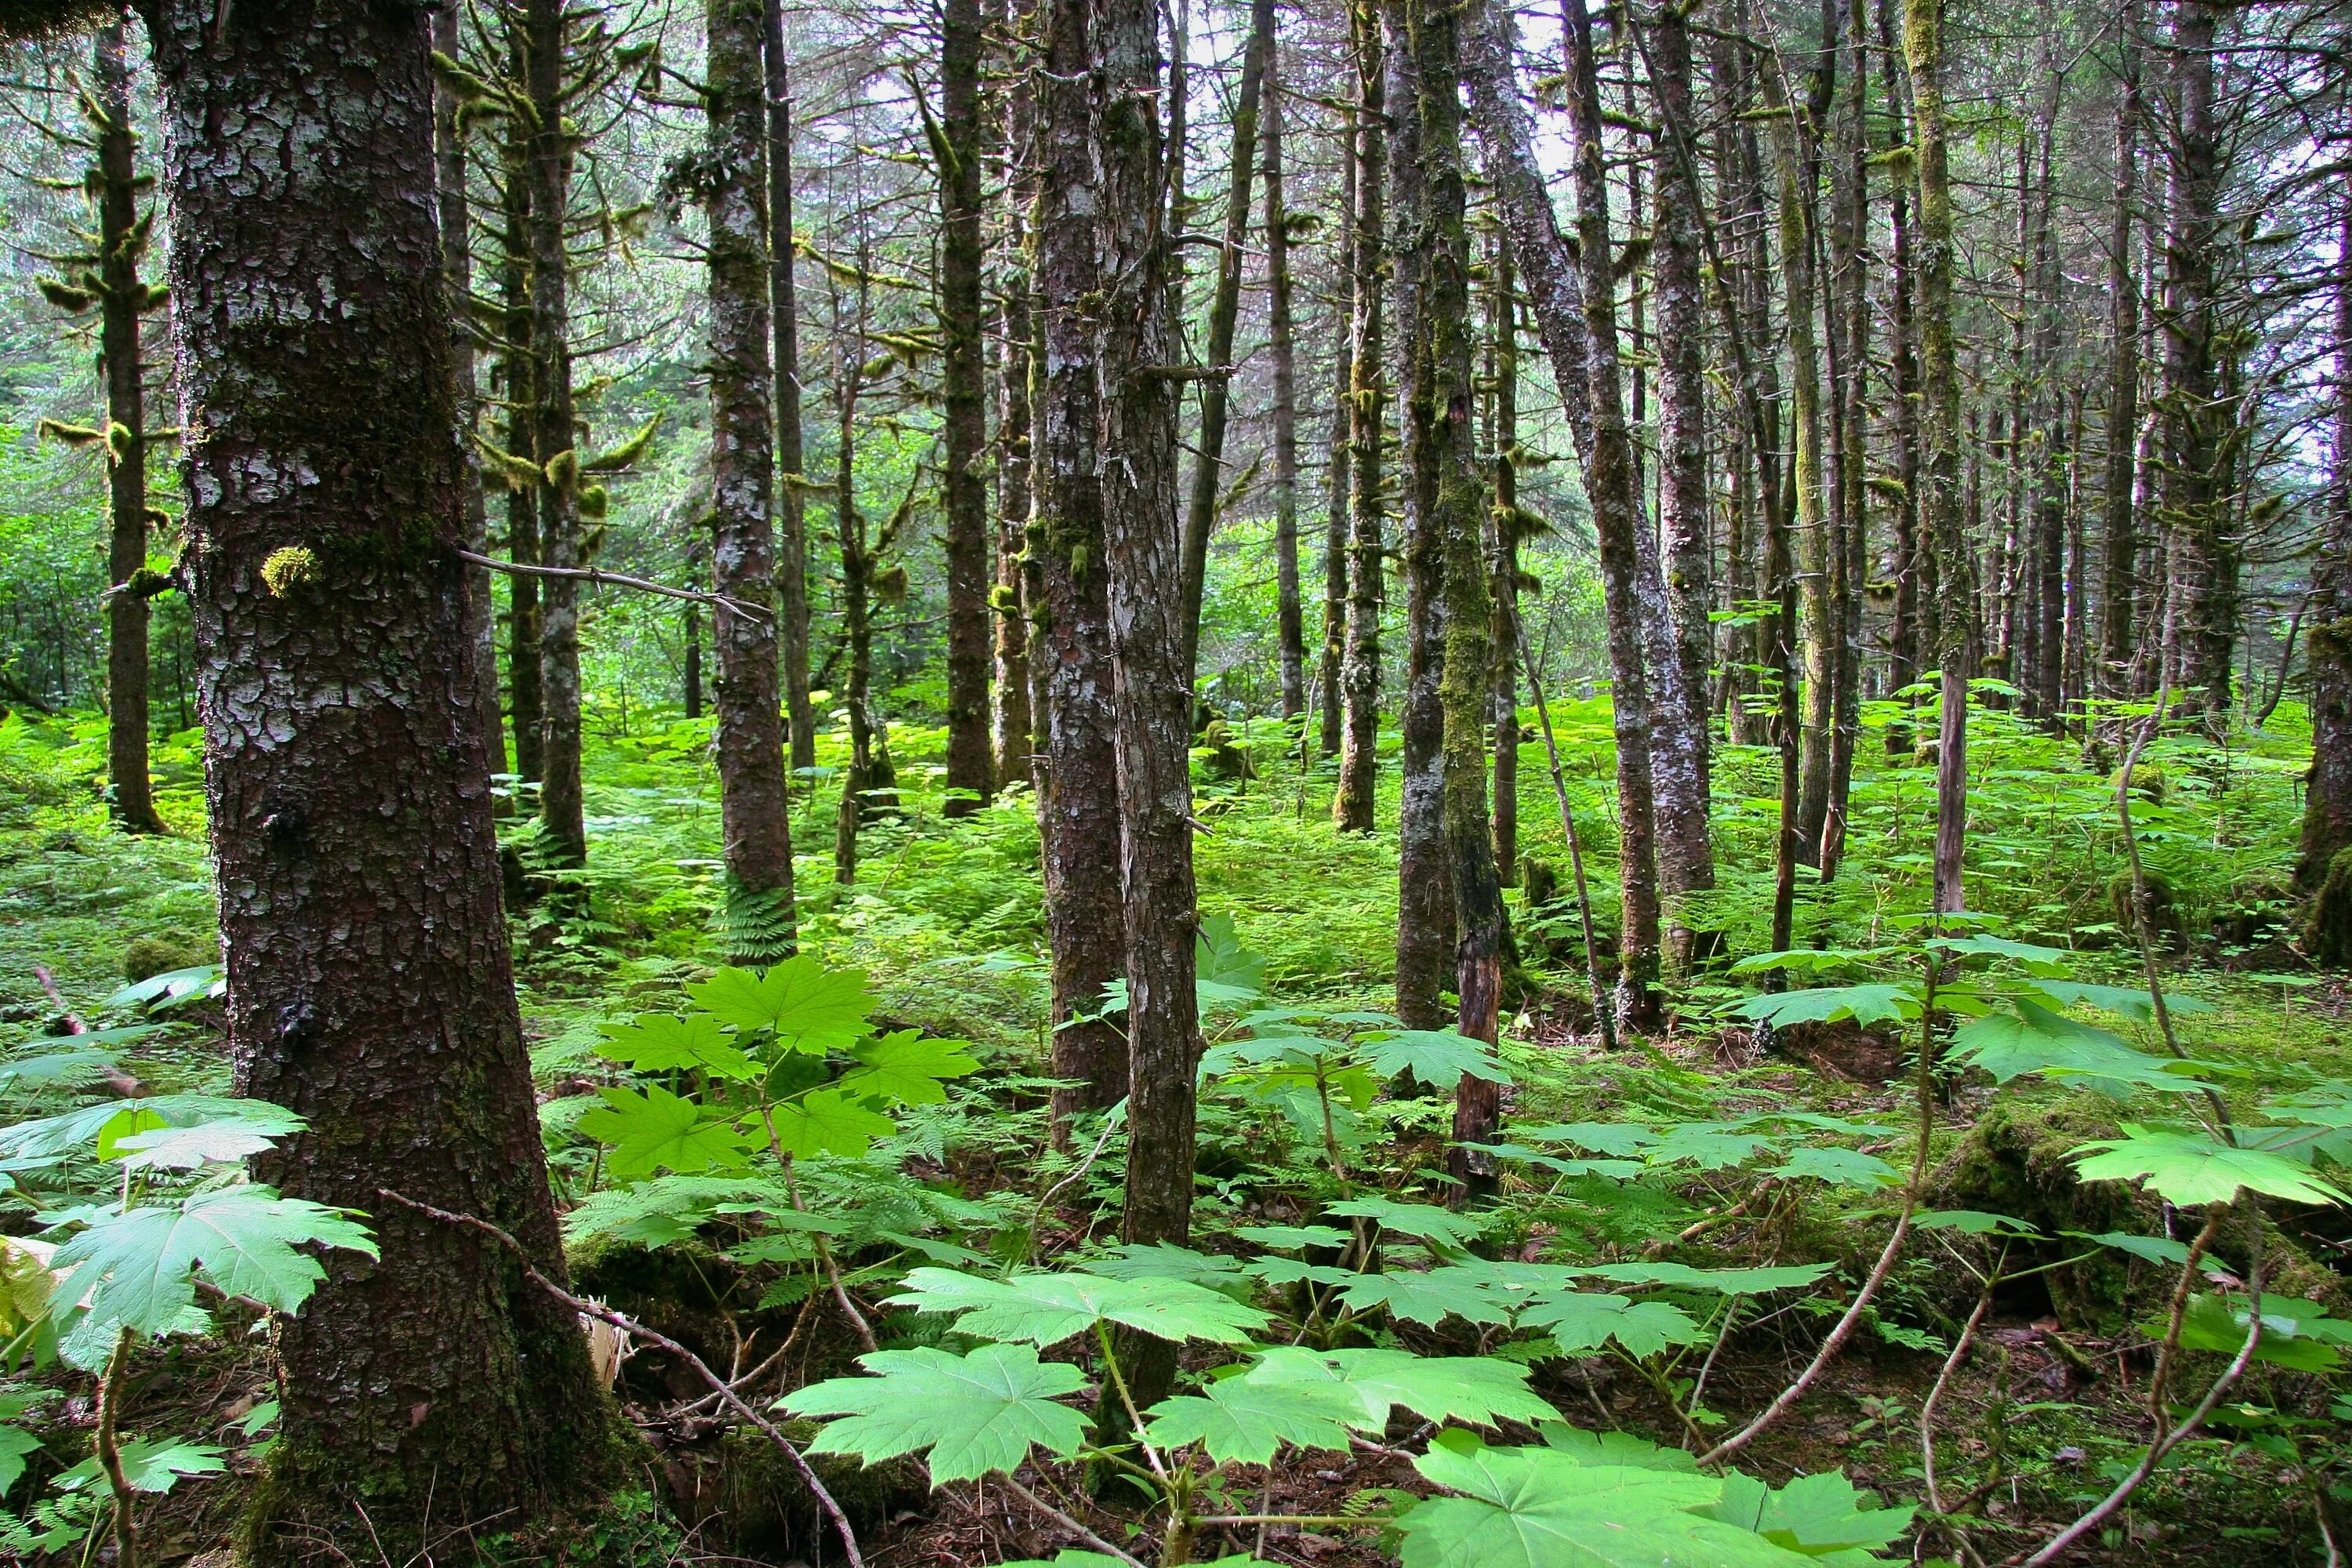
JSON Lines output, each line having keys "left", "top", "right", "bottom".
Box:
{"left": 1359, "top": 1029, "right": 1510, "bottom": 1090}
{"left": 49, "top": 1186, "right": 376, "bottom": 1338}
{"left": 1145, "top": 1376, "right": 1361, "bottom": 1464}
{"left": 1710, "top": 1469, "right": 1915, "bottom": 1555}
{"left": 2071, "top": 1124, "right": 2350, "bottom": 1207}
{"left": 1726, "top": 984, "right": 1919, "bottom": 1029}
{"left": 887, "top": 1267, "right": 1267, "bottom": 1345}
{"left": 839, "top": 1031, "right": 982, "bottom": 1105}
{"left": 0, "top": 1096, "right": 301, "bottom": 1160}
{"left": 1517, "top": 1294, "right": 1703, "bottom": 1357}
{"left": 576, "top": 1084, "right": 754, "bottom": 1178}
{"left": 1245, "top": 1347, "right": 1558, "bottom": 1429}
{"left": 595, "top": 1012, "right": 760, "bottom": 1080}
{"left": 688, "top": 956, "right": 877, "bottom": 1054}
{"left": 779, "top": 1343, "right": 1087, "bottom": 1482}
{"left": 765, "top": 1089, "right": 897, "bottom": 1158}
{"left": 1336, "top": 1266, "right": 1514, "bottom": 1327}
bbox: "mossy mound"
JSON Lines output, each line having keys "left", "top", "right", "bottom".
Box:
{"left": 1933, "top": 1095, "right": 2153, "bottom": 1328}
{"left": 662, "top": 1421, "right": 926, "bottom": 1561}
{"left": 2107, "top": 868, "right": 2183, "bottom": 951}
{"left": 2306, "top": 845, "right": 2352, "bottom": 968}
{"left": 120, "top": 930, "right": 214, "bottom": 982}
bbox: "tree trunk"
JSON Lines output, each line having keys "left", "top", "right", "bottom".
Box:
{"left": 1036, "top": 0, "right": 1127, "bottom": 1136}
{"left": 1878, "top": 0, "right": 1921, "bottom": 747}
{"left": 498, "top": 103, "right": 543, "bottom": 786}
{"left": 1563, "top": 0, "right": 1664, "bottom": 1029}
{"left": 1178, "top": 0, "right": 1272, "bottom": 684}
{"left": 1317, "top": 103, "right": 1356, "bottom": 757}
{"left": 764, "top": 0, "right": 815, "bottom": 775}
{"left": 829, "top": 264, "right": 881, "bottom": 885}
{"left": 2296, "top": 197, "right": 2352, "bottom": 895}
{"left": 1904, "top": 0, "right": 1973, "bottom": 917}
{"left": 1097, "top": 0, "right": 1203, "bottom": 1404}
{"left": 2098, "top": 7, "right": 2142, "bottom": 702}
{"left": 94, "top": 24, "right": 163, "bottom": 835}
{"left": 706, "top": 0, "right": 795, "bottom": 962}
{"left": 993, "top": 0, "right": 1039, "bottom": 790}
{"left": 146, "top": 5, "right": 623, "bottom": 1555}
{"left": 1263, "top": 19, "right": 1306, "bottom": 722}
{"left": 940, "top": 0, "right": 995, "bottom": 815}
{"left": 1820, "top": 0, "right": 1867, "bottom": 875}
{"left": 1334, "top": 6, "right": 1385, "bottom": 835}
{"left": 1391, "top": 0, "right": 1454, "bottom": 1032}
{"left": 1489, "top": 233, "right": 1519, "bottom": 888}
{"left": 525, "top": 0, "right": 585, "bottom": 869}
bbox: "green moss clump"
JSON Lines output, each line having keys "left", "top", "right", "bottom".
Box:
{"left": 2107, "top": 868, "right": 2183, "bottom": 950}
{"left": 666, "top": 1423, "right": 925, "bottom": 1561}
{"left": 260, "top": 545, "right": 321, "bottom": 597}
{"left": 2306, "top": 845, "right": 2352, "bottom": 968}
{"left": 120, "top": 931, "right": 212, "bottom": 982}
{"left": 1934, "top": 1096, "right": 2149, "bottom": 1328}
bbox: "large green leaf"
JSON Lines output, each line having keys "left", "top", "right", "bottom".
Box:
{"left": 1196, "top": 913, "right": 1268, "bottom": 1004}
{"left": 107, "top": 1121, "right": 281, "bottom": 1171}
{"left": 0, "top": 1095, "right": 301, "bottom": 1160}
{"left": 575, "top": 1084, "right": 754, "bottom": 1178}
{"left": 2024, "top": 979, "right": 2212, "bottom": 1021}
{"left": 1578, "top": 1261, "right": 1833, "bottom": 1295}
{"left": 2169, "top": 1293, "right": 2350, "bottom": 1373}
{"left": 1949, "top": 1002, "right": 2210, "bottom": 1098}
{"left": 765, "top": 1088, "right": 897, "bottom": 1159}
{"left": 1710, "top": 1470, "right": 1915, "bottom": 1555}
{"left": 688, "top": 957, "right": 876, "bottom": 1054}
{"left": 838, "top": 1030, "right": 981, "bottom": 1106}
{"left": 1359, "top": 1029, "right": 1510, "bottom": 1090}
{"left": 2071, "top": 1124, "right": 2351, "bottom": 1207}
{"left": 1400, "top": 1439, "right": 1806, "bottom": 1568}
{"left": 1518, "top": 1294, "right": 1702, "bottom": 1357}
{"left": 1246, "top": 1347, "right": 1559, "bottom": 1430}
{"left": 53, "top": 1436, "right": 224, "bottom": 1494}
{"left": 887, "top": 1267, "right": 1267, "bottom": 1345}
{"left": 779, "top": 1343, "right": 1088, "bottom": 1483}
{"left": 1337, "top": 1265, "right": 1516, "bottom": 1328}
{"left": 1323, "top": 1196, "right": 1489, "bottom": 1250}
{"left": 0, "top": 1424, "right": 39, "bottom": 1497}
{"left": 1769, "top": 1148, "right": 1900, "bottom": 1189}
{"left": 1725, "top": 985, "right": 1919, "bottom": 1029}
{"left": 49, "top": 1186, "right": 376, "bottom": 1341}
{"left": 594, "top": 1012, "right": 760, "bottom": 1080}
{"left": 1144, "top": 1375, "right": 1362, "bottom": 1464}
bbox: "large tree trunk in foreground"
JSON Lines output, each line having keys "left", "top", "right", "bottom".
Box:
{"left": 1035, "top": 0, "right": 1127, "bottom": 1137}
{"left": 1097, "top": 0, "right": 1202, "bottom": 1403}
{"left": 2299, "top": 198, "right": 2352, "bottom": 897}
{"left": 765, "top": 0, "right": 816, "bottom": 775}
{"left": 147, "top": 4, "right": 623, "bottom": 1555}
{"left": 95, "top": 24, "right": 163, "bottom": 834}
{"left": 707, "top": 0, "right": 795, "bottom": 960}
{"left": 940, "top": 0, "right": 995, "bottom": 815}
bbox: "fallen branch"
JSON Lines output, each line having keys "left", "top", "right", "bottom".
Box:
{"left": 456, "top": 550, "right": 771, "bottom": 622}
{"left": 377, "top": 1190, "right": 862, "bottom": 1568}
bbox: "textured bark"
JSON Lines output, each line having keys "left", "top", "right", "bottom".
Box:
{"left": 1563, "top": 0, "right": 1663, "bottom": 1029}
{"left": 1178, "top": 0, "right": 1272, "bottom": 683}
{"left": 1334, "top": 7, "right": 1385, "bottom": 834}
{"left": 764, "top": 0, "right": 815, "bottom": 774}
{"left": 1489, "top": 234, "right": 1519, "bottom": 887}
{"left": 1262, "top": 25, "right": 1305, "bottom": 721}
{"left": 1878, "top": 0, "right": 1921, "bottom": 742}
{"left": 1390, "top": 0, "right": 1454, "bottom": 1033}
{"left": 1034, "top": 0, "right": 1126, "bottom": 1134}
{"left": 1096, "top": 0, "right": 1203, "bottom": 1401}
{"left": 1650, "top": 0, "right": 1711, "bottom": 818}
{"left": 2161, "top": 0, "right": 2234, "bottom": 732}
{"left": 941, "top": 0, "right": 995, "bottom": 815}
{"left": 524, "top": 0, "right": 584, "bottom": 868}
{"left": 1393, "top": 0, "right": 1503, "bottom": 1195}
{"left": 1820, "top": 0, "right": 1867, "bottom": 873}
{"left": 706, "top": 0, "right": 795, "bottom": 960}
{"left": 2098, "top": 10, "right": 2142, "bottom": 701}
{"left": 93, "top": 24, "right": 162, "bottom": 834}
{"left": 1764, "top": 63, "right": 1834, "bottom": 870}
{"left": 993, "top": 0, "right": 1039, "bottom": 789}
{"left": 2298, "top": 198, "right": 2352, "bottom": 894}
{"left": 829, "top": 260, "right": 884, "bottom": 885}
{"left": 146, "top": 5, "right": 622, "bottom": 1554}
{"left": 1903, "top": 0, "right": 1973, "bottom": 916}
{"left": 1316, "top": 112, "right": 1356, "bottom": 757}
{"left": 497, "top": 105, "right": 543, "bottom": 784}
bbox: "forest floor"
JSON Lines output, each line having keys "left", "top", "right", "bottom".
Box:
{"left": 2, "top": 695, "right": 2346, "bottom": 1566}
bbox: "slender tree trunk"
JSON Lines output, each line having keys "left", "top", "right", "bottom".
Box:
{"left": 940, "top": 0, "right": 995, "bottom": 815}
{"left": 1563, "top": 0, "right": 1664, "bottom": 1029}
{"left": 147, "top": 7, "right": 624, "bottom": 1555}
{"left": 2297, "top": 196, "right": 2352, "bottom": 892}
{"left": 1392, "top": 0, "right": 1504, "bottom": 1193}
{"left": 994, "top": 0, "right": 1040, "bottom": 789}
{"left": 765, "top": 0, "right": 815, "bottom": 775}
{"left": 1820, "top": 0, "right": 1867, "bottom": 876}
{"left": 94, "top": 24, "right": 162, "bottom": 835}
{"left": 1263, "top": 22, "right": 1306, "bottom": 721}
{"left": 498, "top": 105, "right": 543, "bottom": 786}
{"left": 706, "top": 0, "right": 795, "bottom": 961}
{"left": 1033, "top": 0, "right": 1126, "bottom": 1136}
{"left": 1879, "top": 0, "right": 1921, "bottom": 748}
{"left": 1489, "top": 234, "right": 1519, "bottom": 888}
{"left": 1904, "top": 0, "right": 1973, "bottom": 917}
{"left": 1650, "top": 0, "right": 1711, "bottom": 818}
{"left": 1178, "top": 0, "right": 1272, "bottom": 684}
{"left": 525, "top": 0, "right": 586, "bottom": 869}
{"left": 830, "top": 265, "right": 880, "bottom": 885}
{"left": 2099, "top": 9, "right": 2142, "bottom": 702}
{"left": 2162, "top": 0, "right": 2233, "bottom": 733}
{"left": 1097, "top": 0, "right": 1203, "bottom": 1406}
{"left": 1334, "top": 5, "right": 1386, "bottom": 834}
{"left": 1317, "top": 100, "right": 1356, "bottom": 757}
{"left": 1390, "top": 0, "right": 1454, "bottom": 1031}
